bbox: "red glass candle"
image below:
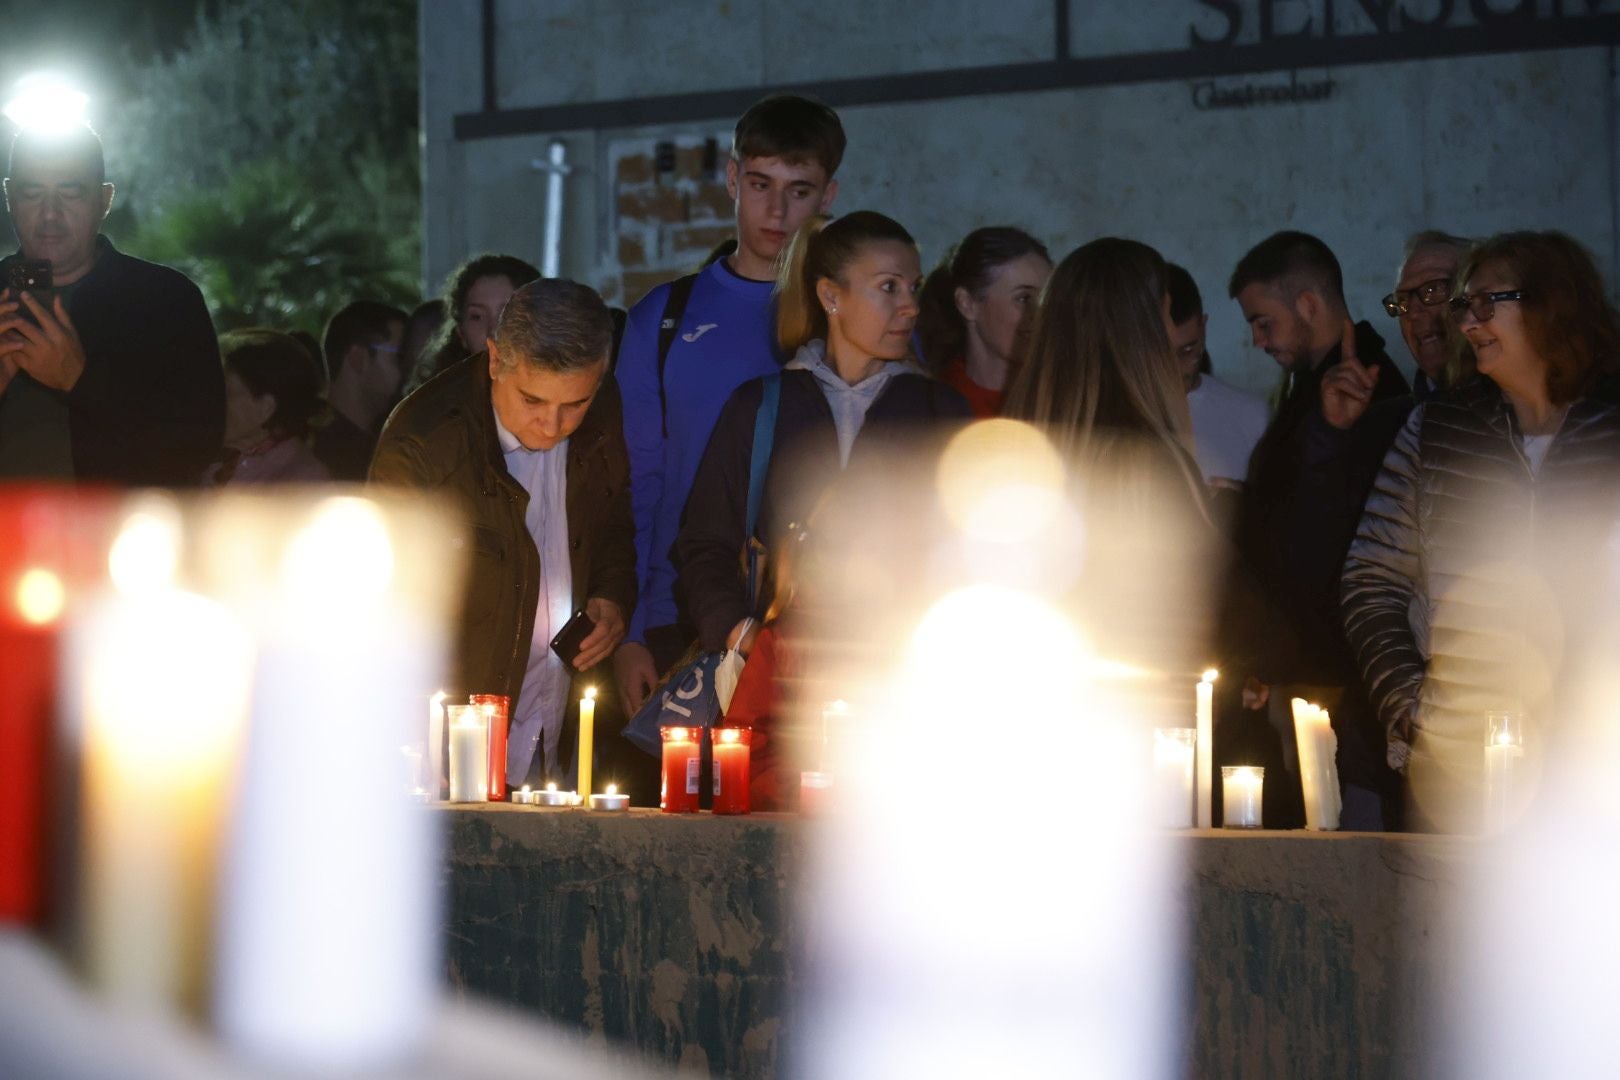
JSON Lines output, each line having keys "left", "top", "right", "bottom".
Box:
{"left": 660, "top": 726, "right": 701, "bottom": 813}
{"left": 469, "top": 693, "right": 509, "bottom": 800}
{"left": 0, "top": 488, "right": 113, "bottom": 925}
{"left": 711, "top": 725, "right": 752, "bottom": 815}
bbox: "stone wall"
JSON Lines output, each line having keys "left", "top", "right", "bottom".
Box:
{"left": 442, "top": 808, "right": 1479, "bottom": 1079}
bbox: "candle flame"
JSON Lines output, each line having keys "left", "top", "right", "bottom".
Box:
{"left": 545, "top": 782, "right": 557, "bottom": 792}
{"left": 606, "top": 783, "right": 617, "bottom": 796}
{"left": 14, "top": 567, "right": 65, "bottom": 626}
{"left": 585, "top": 686, "right": 597, "bottom": 701}
{"left": 520, "top": 784, "right": 531, "bottom": 795}
{"left": 668, "top": 726, "right": 689, "bottom": 741}
{"left": 1201, "top": 668, "right": 1219, "bottom": 684}
{"left": 719, "top": 728, "right": 741, "bottom": 744}
{"left": 828, "top": 699, "right": 850, "bottom": 715}
{"left": 431, "top": 690, "right": 447, "bottom": 707}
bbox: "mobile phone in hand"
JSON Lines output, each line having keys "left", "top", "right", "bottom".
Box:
{"left": 549, "top": 609, "right": 596, "bottom": 665}
{"left": 6, "top": 260, "right": 52, "bottom": 292}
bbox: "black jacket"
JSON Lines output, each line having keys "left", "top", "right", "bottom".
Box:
{"left": 369, "top": 355, "right": 638, "bottom": 705}
{"left": 674, "top": 368, "right": 971, "bottom": 652}
{"left": 1343, "top": 376, "right": 1620, "bottom": 747}
{"left": 0, "top": 236, "right": 224, "bottom": 485}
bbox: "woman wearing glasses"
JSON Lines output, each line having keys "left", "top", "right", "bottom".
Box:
{"left": 1341, "top": 231, "right": 1620, "bottom": 831}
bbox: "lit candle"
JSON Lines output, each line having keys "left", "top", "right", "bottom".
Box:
{"left": 712, "top": 725, "right": 752, "bottom": 815}
{"left": 660, "top": 725, "right": 701, "bottom": 813}
{"left": 578, "top": 687, "right": 596, "bottom": 800}
{"left": 536, "top": 781, "right": 572, "bottom": 807}
{"left": 1, "top": 566, "right": 66, "bottom": 926}
{"left": 1484, "top": 711, "right": 1526, "bottom": 834}
{"left": 468, "top": 693, "right": 508, "bottom": 800}
{"left": 446, "top": 705, "right": 488, "bottom": 803}
{"left": 1196, "top": 670, "right": 1217, "bottom": 828}
{"left": 1152, "top": 728, "right": 1197, "bottom": 829}
{"left": 799, "top": 771, "right": 833, "bottom": 815}
{"left": 425, "top": 691, "right": 447, "bottom": 802}
{"left": 69, "top": 503, "right": 256, "bottom": 1014}
{"left": 589, "top": 783, "right": 629, "bottom": 812}
{"left": 1290, "top": 699, "right": 1341, "bottom": 831}
{"left": 1221, "top": 765, "right": 1264, "bottom": 829}
{"left": 513, "top": 784, "right": 533, "bottom": 805}
{"left": 207, "top": 494, "right": 454, "bottom": 1072}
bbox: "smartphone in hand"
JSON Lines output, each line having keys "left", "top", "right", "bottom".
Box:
{"left": 549, "top": 608, "right": 596, "bottom": 666}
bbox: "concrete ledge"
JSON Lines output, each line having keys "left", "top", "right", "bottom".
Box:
{"left": 443, "top": 811, "right": 1478, "bottom": 1079}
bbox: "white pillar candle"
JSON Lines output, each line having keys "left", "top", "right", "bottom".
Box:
{"left": 208, "top": 494, "right": 453, "bottom": 1074}
{"left": 1152, "top": 728, "right": 1197, "bottom": 829}
{"left": 446, "top": 705, "right": 488, "bottom": 804}
{"left": 425, "top": 691, "right": 447, "bottom": 801}
{"left": 1290, "top": 699, "right": 1342, "bottom": 831}
{"left": 1196, "top": 670, "right": 1217, "bottom": 828}
{"left": 1222, "top": 766, "right": 1264, "bottom": 828}
{"left": 68, "top": 503, "right": 255, "bottom": 1015}
{"left": 1483, "top": 711, "right": 1525, "bottom": 834}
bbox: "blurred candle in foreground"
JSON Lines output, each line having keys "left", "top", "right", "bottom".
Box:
{"left": 1483, "top": 711, "right": 1525, "bottom": 835}
{"left": 660, "top": 726, "right": 701, "bottom": 813}
{"left": 578, "top": 687, "right": 597, "bottom": 799}
{"left": 208, "top": 493, "right": 457, "bottom": 1073}
{"left": 711, "top": 725, "right": 752, "bottom": 815}
{"left": 68, "top": 500, "right": 255, "bottom": 1014}
{"left": 1196, "top": 670, "right": 1217, "bottom": 828}
{"left": 1291, "top": 699, "right": 1341, "bottom": 831}
{"left": 1222, "top": 766, "right": 1264, "bottom": 828}
{"left": 446, "top": 706, "right": 489, "bottom": 804}
{"left": 1152, "top": 728, "right": 1196, "bottom": 829}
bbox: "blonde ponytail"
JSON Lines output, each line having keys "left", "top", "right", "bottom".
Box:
{"left": 774, "top": 215, "right": 832, "bottom": 356}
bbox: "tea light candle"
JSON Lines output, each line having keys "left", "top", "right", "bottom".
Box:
{"left": 589, "top": 783, "right": 629, "bottom": 812}
{"left": 712, "top": 725, "right": 752, "bottom": 815}
{"left": 1152, "top": 728, "right": 1196, "bottom": 829}
{"left": 1196, "top": 670, "right": 1217, "bottom": 828}
{"left": 660, "top": 725, "right": 701, "bottom": 813}
{"left": 1221, "top": 765, "right": 1264, "bottom": 829}
{"left": 512, "top": 784, "right": 534, "bottom": 805}
{"left": 446, "top": 705, "right": 488, "bottom": 803}
{"left": 1484, "top": 711, "right": 1525, "bottom": 834}
{"left": 535, "top": 781, "right": 573, "bottom": 807}
{"left": 577, "top": 687, "right": 596, "bottom": 805}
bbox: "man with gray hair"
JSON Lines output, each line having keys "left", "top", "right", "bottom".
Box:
{"left": 372, "top": 277, "right": 637, "bottom": 791}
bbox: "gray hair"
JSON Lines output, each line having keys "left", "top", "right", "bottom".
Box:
{"left": 1402, "top": 229, "right": 1473, "bottom": 265}
{"left": 492, "top": 278, "right": 612, "bottom": 373}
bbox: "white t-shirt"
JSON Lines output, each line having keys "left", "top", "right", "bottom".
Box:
{"left": 1187, "top": 375, "right": 1271, "bottom": 485}
{"left": 1522, "top": 433, "right": 1554, "bottom": 476}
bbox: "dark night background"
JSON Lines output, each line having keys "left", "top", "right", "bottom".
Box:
{"left": 0, "top": 0, "right": 421, "bottom": 334}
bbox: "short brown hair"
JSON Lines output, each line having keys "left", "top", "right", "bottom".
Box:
{"left": 732, "top": 94, "right": 845, "bottom": 177}
{"left": 493, "top": 279, "right": 613, "bottom": 374}
{"left": 1456, "top": 231, "right": 1620, "bottom": 404}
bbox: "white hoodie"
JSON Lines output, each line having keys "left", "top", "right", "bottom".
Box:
{"left": 785, "top": 339, "right": 923, "bottom": 468}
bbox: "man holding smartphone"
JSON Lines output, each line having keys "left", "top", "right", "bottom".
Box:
{"left": 0, "top": 123, "right": 222, "bottom": 483}
{"left": 371, "top": 279, "right": 637, "bottom": 792}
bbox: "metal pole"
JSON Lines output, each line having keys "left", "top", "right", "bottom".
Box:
{"left": 535, "top": 139, "right": 570, "bottom": 279}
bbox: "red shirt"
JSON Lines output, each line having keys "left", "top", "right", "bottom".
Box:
{"left": 942, "top": 359, "right": 1004, "bottom": 419}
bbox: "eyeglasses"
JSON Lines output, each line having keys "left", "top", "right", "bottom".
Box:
{"left": 1447, "top": 290, "right": 1526, "bottom": 323}
{"left": 1381, "top": 278, "right": 1450, "bottom": 318}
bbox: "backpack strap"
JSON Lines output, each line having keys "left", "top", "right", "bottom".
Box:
{"left": 655, "top": 273, "right": 701, "bottom": 439}
{"left": 746, "top": 373, "right": 781, "bottom": 539}
{"left": 743, "top": 373, "right": 781, "bottom": 609}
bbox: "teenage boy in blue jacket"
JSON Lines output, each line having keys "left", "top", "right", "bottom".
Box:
{"left": 613, "top": 95, "right": 845, "bottom": 712}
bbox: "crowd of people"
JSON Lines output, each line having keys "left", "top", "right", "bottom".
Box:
{"left": 6, "top": 93, "right": 1618, "bottom": 830}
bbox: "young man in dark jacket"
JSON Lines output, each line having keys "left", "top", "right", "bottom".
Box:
{"left": 371, "top": 279, "right": 637, "bottom": 793}
{"left": 1228, "top": 230, "right": 1409, "bottom": 829}
{"left": 0, "top": 125, "right": 222, "bottom": 484}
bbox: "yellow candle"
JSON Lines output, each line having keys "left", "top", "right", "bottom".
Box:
{"left": 1196, "top": 669, "right": 1217, "bottom": 828}
{"left": 578, "top": 686, "right": 596, "bottom": 800}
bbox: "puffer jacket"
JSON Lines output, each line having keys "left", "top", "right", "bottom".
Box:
{"left": 1342, "top": 376, "right": 1620, "bottom": 761}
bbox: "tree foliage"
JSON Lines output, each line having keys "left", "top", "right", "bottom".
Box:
{"left": 106, "top": 0, "right": 420, "bottom": 335}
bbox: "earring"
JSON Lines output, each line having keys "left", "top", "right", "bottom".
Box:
{"left": 828, "top": 303, "right": 837, "bottom": 315}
